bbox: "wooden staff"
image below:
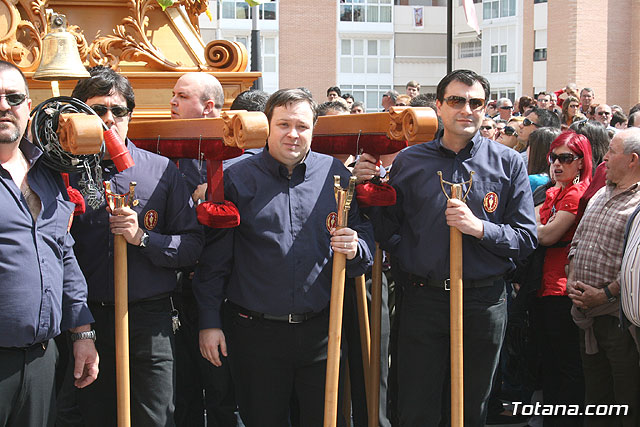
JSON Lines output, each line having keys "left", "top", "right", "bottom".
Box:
{"left": 449, "top": 184, "right": 464, "bottom": 427}
{"left": 105, "top": 181, "right": 136, "bottom": 427}
{"left": 354, "top": 274, "right": 371, "bottom": 412}
{"left": 368, "top": 244, "right": 383, "bottom": 427}
{"left": 437, "top": 170, "right": 473, "bottom": 427}
{"left": 324, "top": 176, "right": 356, "bottom": 427}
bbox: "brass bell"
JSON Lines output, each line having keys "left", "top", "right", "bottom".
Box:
{"left": 33, "top": 13, "right": 90, "bottom": 81}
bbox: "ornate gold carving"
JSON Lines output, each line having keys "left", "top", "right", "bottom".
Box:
{"left": 204, "top": 40, "right": 248, "bottom": 72}
{"left": 89, "top": 0, "right": 184, "bottom": 70}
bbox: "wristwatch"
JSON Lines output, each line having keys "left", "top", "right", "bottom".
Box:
{"left": 603, "top": 285, "right": 617, "bottom": 303}
{"left": 139, "top": 231, "right": 149, "bottom": 248}
{"left": 70, "top": 330, "right": 96, "bottom": 342}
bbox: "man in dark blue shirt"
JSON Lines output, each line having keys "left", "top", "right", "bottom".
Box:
{"left": 193, "top": 88, "right": 375, "bottom": 426}
{"left": 69, "top": 66, "right": 203, "bottom": 427}
{"left": 354, "top": 70, "right": 537, "bottom": 426}
{"left": 0, "top": 61, "right": 98, "bottom": 426}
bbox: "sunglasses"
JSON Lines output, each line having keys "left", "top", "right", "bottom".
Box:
{"left": 568, "top": 104, "right": 579, "bottom": 108}
{"left": 597, "top": 111, "right": 611, "bottom": 117}
{"left": 0, "top": 93, "right": 27, "bottom": 106}
{"left": 548, "top": 152, "right": 582, "bottom": 164}
{"left": 499, "top": 105, "right": 513, "bottom": 110}
{"left": 480, "top": 125, "right": 495, "bottom": 130}
{"left": 523, "top": 117, "right": 540, "bottom": 127}
{"left": 90, "top": 104, "right": 130, "bottom": 118}
{"left": 443, "top": 95, "right": 486, "bottom": 110}
{"left": 503, "top": 125, "right": 518, "bottom": 136}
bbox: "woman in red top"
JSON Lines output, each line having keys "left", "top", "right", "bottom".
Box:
{"left": 534, "top": 131, "right": 592, "bottom": 426}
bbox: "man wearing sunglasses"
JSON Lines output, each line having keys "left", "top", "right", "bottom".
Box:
{"left": 496, "top": 97, "right": 513, "bottom": 121}
{"left": 0, "top": 61, "right": 99, "bottom": 426}
{"left": 354, "top": 69, "right": 537, "bottom": 426}
{"left": 594, "top": 104, "right": 614, "bottom": 130}
{"left": 517, "top": 108, "right": 561, "bottom": 162}
{"left": 67, "top": 66, "right": 204, "bottom": 426}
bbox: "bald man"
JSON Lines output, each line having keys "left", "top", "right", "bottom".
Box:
{"left": 170, "top": 73, "right": 239, "bottom": 427}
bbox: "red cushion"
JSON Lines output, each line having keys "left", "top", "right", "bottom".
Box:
{"left": 196, "top": 200, "right": 241, "bottom": 228}
{"left": 355, "top": 182, "right": 396, "bottom": 207}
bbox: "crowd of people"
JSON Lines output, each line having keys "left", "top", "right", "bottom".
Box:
{"left": 1, "top": 59, "right": 640, "bottom": 427}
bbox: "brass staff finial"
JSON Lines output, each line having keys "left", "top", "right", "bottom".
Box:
{"left": 436, "top": 171, "right": 475, "bottom": 201}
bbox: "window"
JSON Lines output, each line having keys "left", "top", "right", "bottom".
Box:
{"left": 483, "top": 0, "right": 515, "bottom": 19}
{"left": 340, "top": 0, "right": 392, "bottom": 23}
{"left": 458, "top": 41, "right": 481, "bottom": 58}
{"left": 224, "top": 35, "right": 278, "bottom": 73}
{"left": 340, "top": 39, "right": 392, "bottom": 75}
{"left": 458, "top": 0, "right": 481, "bottom": 4}
{"left": 533, "top": 48, "right": 547, "bottom": 62}
{"left": 534, "top": 0, "right": 547, "bottom": 3}
{"left": 340, "top": 84, "right": 392, "bottom": 113}
{"left": 491, "top": 44, "right": 507, "bottom": 73}
{"left": 222, "top": 0, "right": 276, "bottom": 20}
{"left": 490, "top": 89, "right": 515, "bottom": 102}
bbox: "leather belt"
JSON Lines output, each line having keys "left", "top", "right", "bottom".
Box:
{"left": 409, "top": 274, "right": 502, "bottom": 290}
{"left": 0, "top": 341, "right": 48, "bottom": 352}
{"left": 228, "top": 301, "right": 327, "bottom": 324}
{"left": 89, "top": 292, "right": 173, "bottom": 307}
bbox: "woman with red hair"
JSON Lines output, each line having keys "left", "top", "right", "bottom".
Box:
{"left": 534, "top": 131, "right": 592, "bottom": 426}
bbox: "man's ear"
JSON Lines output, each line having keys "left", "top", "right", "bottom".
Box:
{"left": 203, "top": 99, "right": 216, "bottom": 117}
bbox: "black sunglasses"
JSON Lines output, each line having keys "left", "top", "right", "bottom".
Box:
{"left": 0, "top": 93, "right": 27, "bottom": 106}
{"left": 503, "top": 125, "right": 518, "bottom": 136}
{"left": 597, "top": 111, "right": 611, "bottom": 117}
{"left": 548, "top": 152, "right": 582, "bottom": 164}
{"left": 90, "top": 104, "right": 130, "bottom": 118}
{"left": 480, "top": 125, "right": 494, "bottom": 130}
{"left": 443, "top": 95, "right": 485, "bottom": 111}
{"left": 499, "top": 105, "right": 513, "bottom": 110}
{"left": 523, "top": 117, "right": 540, "bottom": 127}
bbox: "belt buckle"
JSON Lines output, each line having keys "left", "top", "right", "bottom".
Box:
{"left": 444, "top": 279, "right": 450, "bottom": 291}
{"left": 288, "top": 313, "right": 303, "bottom": 324}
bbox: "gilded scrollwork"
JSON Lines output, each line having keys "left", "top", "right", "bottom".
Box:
{"left": 88, "top": 0, "right": 185, "bottom": 70}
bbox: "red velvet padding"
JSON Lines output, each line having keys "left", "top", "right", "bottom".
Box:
{"left": 355, "top": 182, "right": 396, "bottom": 208}
{"left": 66, "top": 186, "right": 86, "bottom": 215}
{"left": 196, "top": 200, "right": 241, "bottom": 228}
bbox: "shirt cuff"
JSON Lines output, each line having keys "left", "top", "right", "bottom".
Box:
{"left": 61, "top": 302, "right": 95, "bottom": 332}
{"left": 199, "top": 307, "right": 222, "bottom": 330}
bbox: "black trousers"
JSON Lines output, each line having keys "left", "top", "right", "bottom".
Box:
{"left": 76, "top": 299, "right": 176, "bottom": 427}
{"left": 532, "top": 295, "right": 584, "bottom": 427}
{"left": 396, "top": 277, "right": 508, "bottom": 427}
{"left": 342, "top": 275, "right": 391, "bottom": 427}
{"left": 225, "top": 302, "right": 344, "bottom": 427}
{"left": 0, "top": 340, "right": 57, "bottom": 427}
{"left": 174, "top": 288, "right": 237, "bottom": 427}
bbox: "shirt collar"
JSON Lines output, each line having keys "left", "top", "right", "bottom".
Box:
{"left": 434, "top": 131, "right": 483, "bottom": 158}
{"left": 260, "top": 144, "right": 313, "bottom": 179}
{"left": 19, "top": 137, "right": 42, "bottom": 165}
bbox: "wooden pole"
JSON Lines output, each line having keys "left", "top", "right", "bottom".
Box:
{"left": 449, "top": 184, "right": 464, "bottom": 427}
{"left": 354, "top": 274, "right": 371, "bottom": 413}
{"left": 324, "top": 242, "right": 347, "bottom": 427}
{"left": 368, "top": 244, "right": 383, "bottom": 427}
{"left": 114, "top": 233, "right": 131, "bottom": 427}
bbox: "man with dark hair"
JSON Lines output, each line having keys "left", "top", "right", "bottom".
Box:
{"left": 230, "top": 89, "right": 269, "bottom": 111}
{"left": 611, "top": 111, "right": 628, "bottom": 130}
{"left": 317, "top": 100, "right": 350, "bottom": 116}
{"left": 194, "top": 88, "right": 374, "bottom": 425}
{"left": 351, "top": 101, "right": 365, "bottom": 114}
{"left": 341, "top": 93, "right": 354, "bottom": 109}
{"left": 406, "top": 80, "right": 420, "bottom": 98}
{"left": 536, "top": 91, "right": 551, "bottom": 110}
{"left": 410, "top": 93, "right": 436, "bottom": 108}
{"left": 70, "top": 66, "right": 204, "bottom": 426}
{"left": 354, "top": 69, "right": 537, "bottom": 425}
{"left": 0, "top": 60, "right": 98, "bottom": 427}
{"left": 628, "top": 111, "right": 640, "bottom": 128}
{"left": 327, "top": 86, "right": 341, "bottom": 101}
{"left": 580, "top": 88, "right": 595, "bottom": 116}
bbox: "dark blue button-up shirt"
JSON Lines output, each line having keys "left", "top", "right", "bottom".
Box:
{"left": 0, "top": 139, "right": 93, "bottom": 347}
{"left": 371, "top": 133, "right": 537, "bottom": 281}
{"left": 193, "top": 148, "right": 375, "bottom": 329}
{"left": 71, "top": 141, "right": 204, "bottom": 303}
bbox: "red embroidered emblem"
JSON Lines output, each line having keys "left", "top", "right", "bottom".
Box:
{"left": 483, "top": 192, "right": 499, "bottom": 213}
{"left": 326, "top": 212, "right": 338, "bottom": 232}
{"left": 144, "top": 209, "right": 158, "bottom": 230}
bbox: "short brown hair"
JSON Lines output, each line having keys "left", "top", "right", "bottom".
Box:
{"left": 265, "top": 88, "right": 318, "bottom": 124}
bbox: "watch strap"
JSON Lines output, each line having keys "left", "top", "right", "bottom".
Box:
{"left": 603, "top": 285, "right": 617, "bottom": 302}
{"left": 70, "top": 330, "right": 96, "bottom": 342}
